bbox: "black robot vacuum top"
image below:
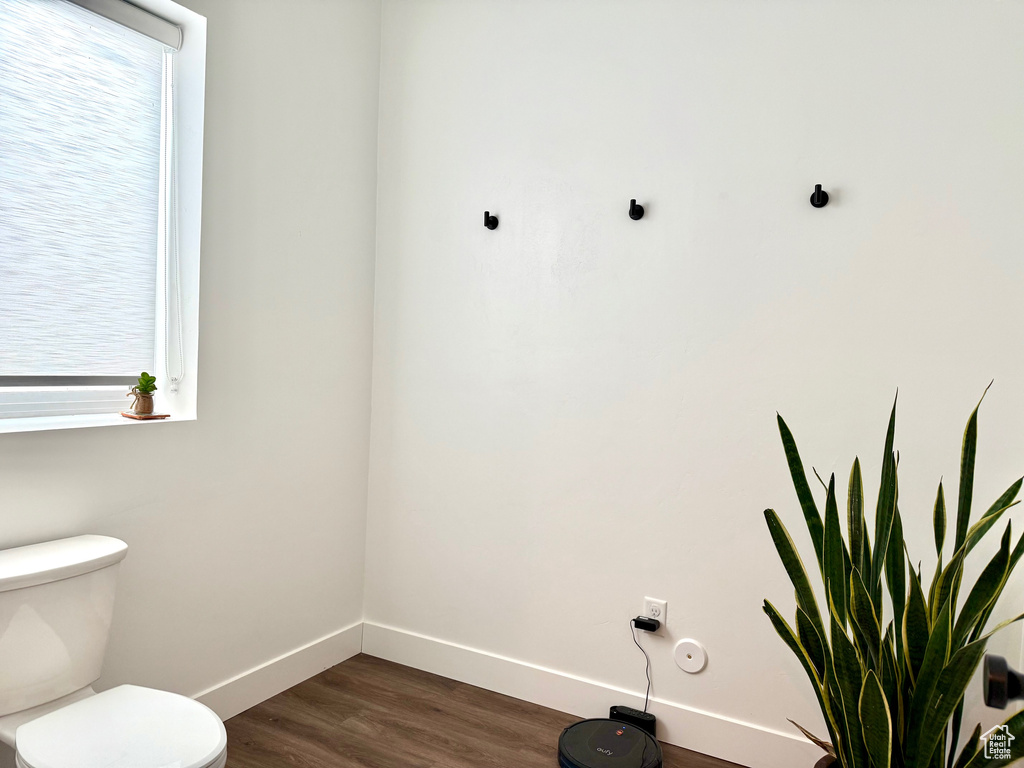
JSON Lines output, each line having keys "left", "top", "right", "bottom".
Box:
{"left": 558, "top": 718, "right": 663, "bottom": 768}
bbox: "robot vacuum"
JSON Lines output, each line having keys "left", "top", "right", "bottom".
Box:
{"left": 558, "top": 718, "right": 663, "bottom": 768}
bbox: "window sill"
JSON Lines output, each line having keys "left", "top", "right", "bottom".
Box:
{"left": 0, "top": 412, "right": 195, "bottom": 435}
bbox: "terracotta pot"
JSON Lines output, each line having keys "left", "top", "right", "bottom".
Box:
{"left": 814, "top": 756, "right": 837, "bottom": 768}
{"left": 129, "top": 389, "right": 154, "bottom": 415}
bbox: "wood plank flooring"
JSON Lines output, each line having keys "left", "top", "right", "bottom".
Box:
{"left": 225, "top": 654, "right": 744, "bottom": 768}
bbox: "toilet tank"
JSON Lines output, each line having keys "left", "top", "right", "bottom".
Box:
{"left": 0, "top": 536, "right": 128, "bottom": 717}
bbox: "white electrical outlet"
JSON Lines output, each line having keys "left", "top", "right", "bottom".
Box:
{"left": 643, "top": 597, "right": 667, "bottom": 626}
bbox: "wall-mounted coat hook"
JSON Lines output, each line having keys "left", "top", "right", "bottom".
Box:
{"left": 629, "top": 199, "right": 645, "bottom": 220}
{"left": 484, "top": 211, "right": 499, "bottom": 230}
{"left": 809, "top": 184, "right": 829, "bottom": 208}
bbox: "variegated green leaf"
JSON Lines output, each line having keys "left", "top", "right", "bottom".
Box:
{"left": 934, "top": 481, "right": 946, "bottom": 558}
{"left": 825, "top": 475, "right": 848, "bottom": 628}
{"left": 798, "top": 606, "right": 826, "bottom": 680}
{"left": 906, "top": 598, "right": 953, "bottom": 765}
{"left": 850, "top": 458, "right": 866, "bottom": 575}
{"left": 954, "top": 384, "right": 991, "bottom": 554}
{"left": 965, "top": 478, "right": 1023, "bottom": 556}
{"left": 778, "top": 414, "right": 825, "bottom": 569}
{"left": 952, "top": 523, "right": 1011, "bottom": 648}
{"left": 931, "top": 549, "right": 965, "bottom": 626}
{"left": 879, "top": 626, "right": 903, "bottom": 739}
{"left": 831, "top": 602, "right": 868, "bottom": 768}
{"left": 871, "top": 396, "right": 898, "bottom": 593}
{"left": 764, "top": 509, "right": 824, "bottom": 636}
{"left": 860, "top": 669, "right": 891, "bottom": 768}
{"left": 915, "top": 640, "right": 988, "bottom": 768}
{"left": 885, "top": 505, "right": 906, "bottom": 661}
{"left": 850, "top": 567, "right": 881, "bottom": 666}
{"left": 904, "top": 565, "right": 930, "bottom": 683}
{"left": 764, "top": 600, "right": 842, "bottom": 757}
{"left": 948, "top": 701, "right": 966, "bottom": 768}
{"left": 953, "top": 724, "right": 981, "bottom": 768}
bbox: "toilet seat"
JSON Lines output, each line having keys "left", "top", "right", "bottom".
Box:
{"left": 15, "top": 684, "right": 227, "bottom": 768}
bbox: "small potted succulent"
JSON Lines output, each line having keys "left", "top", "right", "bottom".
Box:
{"left": 127, "top": 372, "right": 157, "bottom": 415}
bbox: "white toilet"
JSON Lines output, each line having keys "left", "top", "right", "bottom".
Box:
{"left": 0, "top": 535, "right": 227, "bottom": 768}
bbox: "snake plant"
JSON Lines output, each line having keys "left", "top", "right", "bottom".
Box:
{"left": 764, "top": 389, "right": 1024, "bottom": 768}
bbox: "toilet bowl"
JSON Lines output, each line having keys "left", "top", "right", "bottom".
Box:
{"left": 0, "top": 536, "right": 228, "bottom": 768}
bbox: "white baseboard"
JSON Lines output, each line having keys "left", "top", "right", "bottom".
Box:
{"left": 362, "top": 622, "right": 820, "bottom": 768}
{"left": 194, "top": 622, "right": 363, "bottom": 720}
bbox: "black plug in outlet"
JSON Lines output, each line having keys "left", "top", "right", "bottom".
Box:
{"left": 632, "top": 615, "right": 660, "bottom": 633}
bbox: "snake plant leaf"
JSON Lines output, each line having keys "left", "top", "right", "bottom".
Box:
{"left": 952, "top": 724, "right": 981, "bottom": 768}
{"left": 964, "top": 706, "right": 1024, "bottom": 768}
{"left": 914, "top": 640, "right": 988, "bottom": 768}
{"left": 763, "top": 601, "right": 823, "bottom": 689}
{"left": 850, "top": 458, "right": 866, "bottom": 574}
{"left": 966, "top": 479, "right": 1023, "bottom": 556}
{"left": 934, "top": 481, "right": 946, "bottom": 558}
{"left": 798, "top": 606, "right": 826, "bottom": 680}
{"left": 764, "top": 600, "right": 841, "bottom": 751}
{"left": 850, "top": 567, "right": 881, "bottom": 666}
{"left": 885, "top": 506, "right": 907, "bottom": 660}
{"left": 871, "top": 451, "right": 898, "bottom": 601}
{"left": 906, "top": 597, "right": 953, "bottom": 765}
{"left": 879, "top": 627, "right": 903, "bottom": 738}
{"left": 825, "top": 475, "right": 848, "bottom": 627}
{"left": 931, "top": 548, "right": 966, "bottom": 626}
{"left": 825, "top": 668, "right": 854, "bottom": 768}
{"left": 948, "top": 701, "right": 966, "bottom": 768}
{"left": 871, "top": 396, "right": 898, "bottom": 586}
{"left": 951, "top": 523, "right": 1012, "bottom": 648}
{"left": 970, "top": 529, "right": 1024, "bottom": 645}
{"left": 928, "top": 555, "right": 943, "bottom": 623}
{"left": 789, "top": 719, "right": 837, "bottom": 758}
{"left": 860, "top": 670, "right": 891, "bottom": 768}
{"left": 778, "top": 414, "right": 825, "bottom": 569}
{"left": 954, "top": 384, "right": 991, "bottom": 554}
{"left": 956, "top": 501, "right": 1019, "bottom": 565}
{"left": 904, "top": 565, "right": 930, "bottom": 683}
{"left": 968, "top": 610, "right": 1024, "bottom": 645}
{"left": 831, "top": 603, "right": 868, "bottom": 768}
{"left": 765, "top": 509, "right": 824, "bottom": 636}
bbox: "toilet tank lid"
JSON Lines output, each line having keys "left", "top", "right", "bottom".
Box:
{"left": 0, "top": 535, "right": 127, "bottom": 593}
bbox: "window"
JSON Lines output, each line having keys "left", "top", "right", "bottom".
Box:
{"left": 0, "top": 0, "right": 205, "bottom": 431}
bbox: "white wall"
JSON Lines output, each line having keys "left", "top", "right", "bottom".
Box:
{"left": 364, "top": 1, "right": 1024, "bottom": 765}
{"left": 0, "top": 0, "right": 380, "bottom": 725}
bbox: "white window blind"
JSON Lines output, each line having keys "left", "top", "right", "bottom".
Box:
{"left": 0, "top": 0, "right": 168, "bottom": 384}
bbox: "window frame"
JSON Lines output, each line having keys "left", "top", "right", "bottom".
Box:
{"left": 0, "top": 0, "right": 206, "bottom": 434}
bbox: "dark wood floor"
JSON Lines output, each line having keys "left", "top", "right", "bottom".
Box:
{"left": 225, "top": 654, "right": 742, "bottom": 768}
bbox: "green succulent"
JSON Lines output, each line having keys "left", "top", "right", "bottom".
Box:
{"left": 764, "top": 388, "right": 1024, "bottom": 768}
{"left": 134, "top": 372, "right": 157, "bottom": 394}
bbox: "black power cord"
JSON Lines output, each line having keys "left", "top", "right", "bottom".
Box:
{"left": 630, "top": 616, "right": 662, "bottom": 768}
{"left": 630, "top": 618, "right": 653, "bottom": 714}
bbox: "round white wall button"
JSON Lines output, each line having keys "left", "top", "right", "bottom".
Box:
{"left": 673, "top": 638, "right": 707, "bottom": 673}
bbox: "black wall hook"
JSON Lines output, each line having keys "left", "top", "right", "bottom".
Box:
{"left": 810, "top": 184, "right": 829, "bottom": 208}
{"left": 483, "top": 211, "right": 498, "bottom": 230}
{"left": 629, "top": 199, "right": 645, "bottom": 220}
